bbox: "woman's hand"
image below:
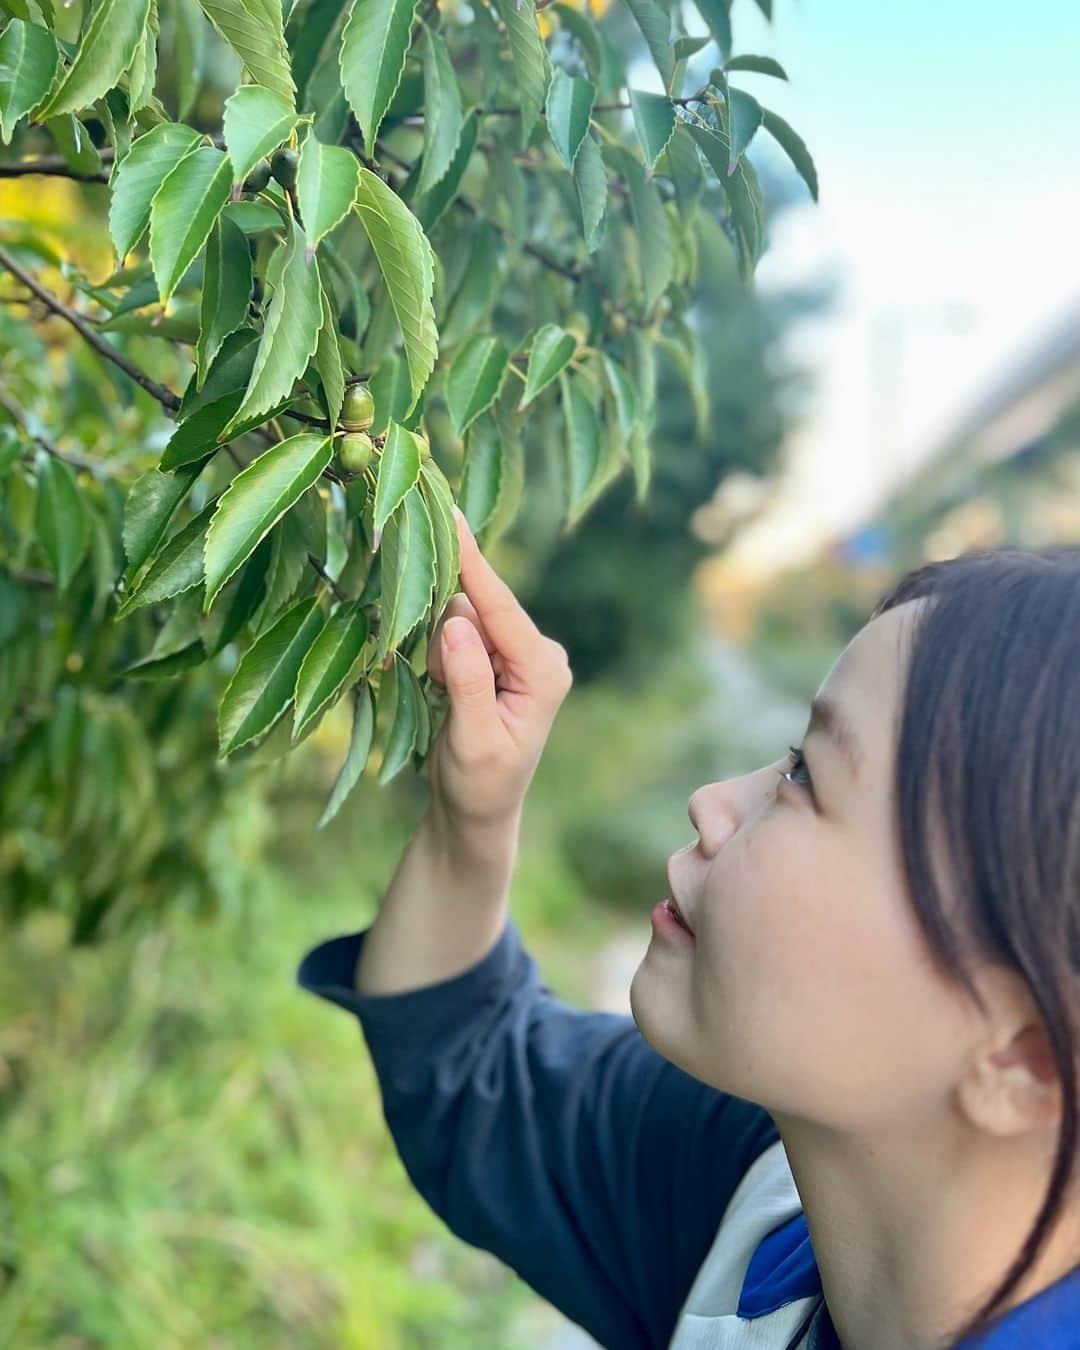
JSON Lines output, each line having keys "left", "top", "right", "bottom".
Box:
{"left": 424, "top": 508, "right": 574, "bottom": 836}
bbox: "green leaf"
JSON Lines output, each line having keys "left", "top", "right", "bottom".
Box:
{"left": 559, "top": 372, "right": 599, "bottom": 519}
{"left": 371, "top": 418, "right": 422, "bottom": 550}
{"left": 544, "top": 67, "right": 594, "bottom": 168}
{"left": 222, "top": 83, "right": 296, "bottom": 185}
{"left": 339, "top": 0, "right": 418, "bottom": 150}
{"left": 416, "top": 24, "right": 462, "bottom": 196}
{"left": 181, "top": 325, "right": 258, "bottom": 418}
{"left": 45, "top": 111, "right": 102, "bottom": 174}
{"left": 0, "top": 20, "right": 59, "bottom": 145}
{"left": 126, "top": 0, "right": 160, "bottom": 113}
{"left": 459, "top": 413, "right": 501, "bottom": 533}
{"left": 573, "top": 132, "right": 606, "bottom": 251}
{"left": 491, "top": 0, "right": 548, "bottom": 148}
{"left": 446, "top": 334, "right": 508, "bottom": 438}
{"left": 411, "top": 105, "right": 477, "bottom": 232}
{"left": 313, "top": 284, "right": 345, "bottom": 430}
{"left": 761, "top": 106, "right": 818, "bottom": 201}
{"left": 218, "top": 596, "right": 324, "bottom": 755}
{"left": 519, "top": 324, "right": 576, "bottom": 409}
{"left": 551, "top": 5, "right": 602, "bottom": 84}
{"left": 172, "top": 0, "right": 205, "bottom": 119}
{"left": 204, "top": 431, "right": 332, "bottom": 606}
{"left": 122, "top": 461, "right": 204, "bottom": 580}
{"left": 627, "top": 421, "right": 650, "bottom": 503}
{"left": 34, "top": 452, "right": 88, "bottom": 590}
{"left": 195, "top": 0, "right": 296, "bottom": 109}
{"left": 725, "top": 54, "right": 787, "bottom": 79}
{"left": 296, "top": 131, "right": 360, "bottom": 256}
{"left": 601, "top": 354, "right": 638, "bottom": 442}
{"left": 160, "top": 393, "right": 246, "bottom": 470}
{"left": 609, "top": 144, "right": 672, "bottom": 311}
{"left": 417, "top": 456, "right": 458, "bottom": 622}
{"left": 108, "top": 122, "right": 201, "bottom": 262}
{"left": 220, "top": 219, "right": 324, "bottom": 437}
{"left": 118, "top": 496, "right": 218, "bottom": 615}
{"left": 317, "top": 681, "right": 376, "bottom": 826}
{"left": 354, "top": 166, "right": 438, "bottom": 416}
{"left": 196, "top": 213, "right": 252, "bottom": 387}
{"left": 690, "top": 0, "right": 732, "bottom": 61}
{"left": 660, "top": 122, "right": 705, "bottom": 216}
{"left": 726, "top": 87, "right": 763, "bottom": 170}
{"left": 686, "top": 122, "right": 765, "bottom": 277}
{"left": 377, "top": 652, "right": 420, "bottom": 783}
{"left": 32, "top": 0, "right": 151, "bottom": 119}
{"left": 628, "top": 89, "right": 675, "bottom": 175}
{"left": 292, "top": 600, "right": 370, "bottom": 739}
{"left": 375, "top": 485, "right": 435, "bottom": 661}
{"left": 205, "top": 533, "right": 272, "bottom": 654}
{"left": 148, "top": 144, "right": 232, "bottom": 305}
{"left": 624, "top": 0, "right": 672, "bottom": 86}
{"left": 673, "top": 35, "right": 710, "bottom": 61}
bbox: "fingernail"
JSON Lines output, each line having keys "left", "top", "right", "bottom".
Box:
{"left": 443, "top": 617, "right": 479, "bottom": 651}
{"left": 452, "top": 505, "right": 471, "bottom": 533}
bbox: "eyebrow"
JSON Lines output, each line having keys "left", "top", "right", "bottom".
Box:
{"left": 806, "top": 695, "right": 864, "bottom": 782}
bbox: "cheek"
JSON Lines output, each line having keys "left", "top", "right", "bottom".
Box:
{"left": 686, "top": 813, "right": 973, "bottom": 1126}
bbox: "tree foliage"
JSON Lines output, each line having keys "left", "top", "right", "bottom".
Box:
{"left": 0, "top": 0, "right": 816, "bottom": 923}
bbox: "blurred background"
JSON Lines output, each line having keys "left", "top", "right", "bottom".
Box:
{"left": 1, "top": 0, "right": 1078, "bottom": 1345}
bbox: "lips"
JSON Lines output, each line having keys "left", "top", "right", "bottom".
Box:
{"left": 665, "top": 858, "right": 694, "bottom": 934}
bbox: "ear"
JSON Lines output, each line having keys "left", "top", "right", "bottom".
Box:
{"left": 957, "top": 1018, "right": 1063, "bottom": 1137}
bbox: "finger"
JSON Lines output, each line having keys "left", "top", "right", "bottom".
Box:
{"left": 439, "top": 615, "right": 499, "bottom": 747}
{"left": 452, "top": 507, "right": 546, "bottom": 665}
{"left": 428, "top": 594, "right": 505, "bottom": 686}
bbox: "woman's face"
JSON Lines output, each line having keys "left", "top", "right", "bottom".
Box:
{"left": 630, "top": 598, "right": 990, "bottom": 1133}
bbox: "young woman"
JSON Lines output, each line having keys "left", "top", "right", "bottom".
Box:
{"left": 299, "top": 511, "right": 1079, "bottom": 1349}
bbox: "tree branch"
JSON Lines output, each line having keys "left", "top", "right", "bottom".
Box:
{"left": 0, "top": 379, "right": 123, "bottom": 477}
{"left": 0, "top": 246, "right": 182, "bottom": 412}
{"left": 0, "top": 156, "right": 109, "bottom": 183}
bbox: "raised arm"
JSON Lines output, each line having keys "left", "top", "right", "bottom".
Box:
{"left": 298, "top": 508, "right": 777, "bottom": 1345}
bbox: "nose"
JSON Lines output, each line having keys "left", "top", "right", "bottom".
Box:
{"left": 688, "top": 763, "right": 776, "bottom": 855}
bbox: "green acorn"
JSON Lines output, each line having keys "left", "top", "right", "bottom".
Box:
{"left": 338, "top": 431, "right": 374, "bottom": 475}
{"left": 339, "top": 383, "right": 375, "bottom": 431}
{"left": 269, "top": 148, "right": 299, "bottom": 191}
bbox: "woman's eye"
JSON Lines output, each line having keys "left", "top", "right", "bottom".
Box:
{"left": 778, "top": 745, "right": 811, "bottom": 792}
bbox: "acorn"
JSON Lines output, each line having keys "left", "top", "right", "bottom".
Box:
{"left": 565, "top": 310, "right": 591, "bottom": 346}
{"left": 270, "top": 147, "right": 299, "bottom": 190}
{"left": 338, "top": 431, "right": 374, "bottom": 475}
{"left": 339, "top": 382, "right": 375, "bottom": 431}
{"left": 242, "top": 159, "right": 271, "bottom": 193}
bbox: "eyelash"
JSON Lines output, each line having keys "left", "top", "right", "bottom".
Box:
{"left": 778, "top": 745, "right": 812, "bottom": 794}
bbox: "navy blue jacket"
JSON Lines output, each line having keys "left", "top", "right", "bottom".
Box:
{"left": 297, "top": 915, "right": 1080, "bottom": 1349}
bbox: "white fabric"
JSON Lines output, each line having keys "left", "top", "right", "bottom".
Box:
{"left": 668, "top": 1140, "right": 819, "bottom": 1350}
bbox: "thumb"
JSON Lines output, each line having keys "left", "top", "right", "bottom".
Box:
{"left": 440, "top": 616, "right": 498, "bottom": 729}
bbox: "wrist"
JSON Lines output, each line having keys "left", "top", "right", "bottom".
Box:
{"left": 424, "top": 799, "right": 523, "bottom": 871}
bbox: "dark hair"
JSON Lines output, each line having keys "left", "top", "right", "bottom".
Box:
{"left": 869, "top": 544, "right": 1080, "bottom": 1345}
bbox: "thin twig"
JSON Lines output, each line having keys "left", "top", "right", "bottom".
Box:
{"left": 400, "top": 90, "right": 710, "bottom": 128}
{"left": 0, "top": 246, "right": 182, "bottom": 411}
{"left": 0, "top": 379, "right": 122, "bottom": 477}
{"left": 306, "top": 552, "right": 348, "bottom": 604}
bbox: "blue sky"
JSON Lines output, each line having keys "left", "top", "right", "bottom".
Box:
{"left": 673, "top": 0, "right": 1080, "bottom": 573}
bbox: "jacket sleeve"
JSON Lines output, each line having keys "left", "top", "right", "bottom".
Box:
{"left": 297, "top": 915, "right": 780, "bottom": 1350}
